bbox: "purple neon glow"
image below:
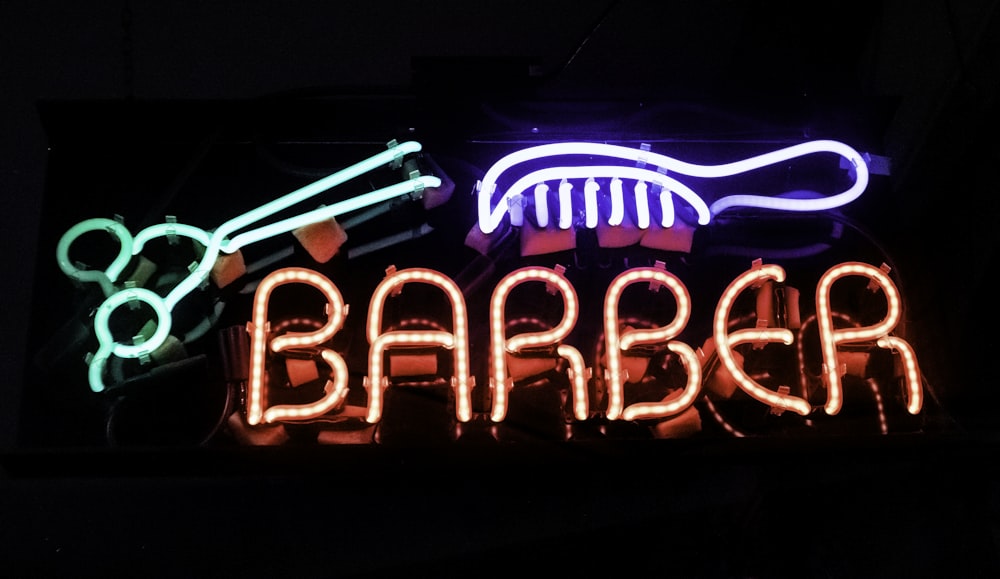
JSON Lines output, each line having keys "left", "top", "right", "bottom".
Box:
{"left": 609, "top": 178, "right": 625, "bottom": 226}
{"left": 475, "top": 140, "right": 869, "bottom": 234}
{"left": 558, "top": 180, "right": 573, "bottom": 229}
{"left": 634, "top": 181, "right": 650, "bottom": 229}
{"left": 659, "top": 190, "right": 675, "bottom": 228}
{"left": 491, "top": 165, "right": 713, "bottom": 232}
{"left": 533, "top": 183, "right": 549, "bottom": 227}
{"left": 584, "top": 179, "right": 599, "bottom": 229}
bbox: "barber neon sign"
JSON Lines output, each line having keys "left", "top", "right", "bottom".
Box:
{"left": 55, "top": 138, "right": 918, "bottom": 431}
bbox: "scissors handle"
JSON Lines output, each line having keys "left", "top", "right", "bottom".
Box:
{"left": 214, "top": 140, "right": 425, "bottom": 243}
{"left": 87, "top": 287, "right": 173, "bottom": 392}
{"left": 56, "top": 218, "right": 135, "bottom": 297}
{"left": 161, "top": 142, "right": 432, "bottom": 311}
{"left": 66, "top": 140, "right": 434, "bottom": 393}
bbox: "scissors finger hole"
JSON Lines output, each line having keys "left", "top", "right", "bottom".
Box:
{"left": 93, "top": 288, "right": 173, "bottom": 359}
{"left": 57, "top": 218, "right": 134, "bottom": 282}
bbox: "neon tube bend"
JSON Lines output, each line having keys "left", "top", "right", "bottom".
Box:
{"left": 476, "top": 140, "right": 869, "bottom": 234}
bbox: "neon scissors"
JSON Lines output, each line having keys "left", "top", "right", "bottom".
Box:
{"left": 56, "top": 140, "right": 440, "bottom": 393}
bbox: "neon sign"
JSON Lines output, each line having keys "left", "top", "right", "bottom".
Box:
{"left": 238, "top": 260, "right": 922, "bottom": 426}
{"left": 57, "top": 141, "right": 440, "bottom": 393}
{"left": 53, "top": 137, "right": 920, "bottom": 438}
{"left": 475, "top": 140, "right": 869, "bottom": 234}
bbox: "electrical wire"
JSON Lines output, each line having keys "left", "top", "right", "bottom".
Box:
{"left": 549, "top": 0, "right": 623, "bottom": 81}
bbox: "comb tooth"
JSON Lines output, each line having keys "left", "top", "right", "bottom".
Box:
{"left": 659, "top": 189, "right": 675, "bottom": 228}
{"left": 533, "top": 183, "right": 549, "bottom": 227}
{"left": 584, "top": 178, "right": 600, "bottom": 229}
{"left": 558, "top": 180, "right": 574, "bottom": 229}
{"left": 634, "top": 181, "right": 650, "bottom": 229}
{"left": 609, "top": 178, "right": 625, "bottom": 226}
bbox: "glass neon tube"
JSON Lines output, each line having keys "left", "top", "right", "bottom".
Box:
{"left": 365, "top": 331, "right": 456, "bottom": 424}
{"left": 56, "top": 218, "right": 135, "bottom": 297}
{"left": 476, "top": 140, "right": 868, "bottom": 234}
{"left": 603, "top": 266, "right": 698, "bottom": 421}
{"left": 558, "top": 345, "right": 590, "bottom": 420}
{"left": 583, "top": 179, "right": 599, "bottom": 229}
{"left": 262, "top": 350, "right": 350, "bottom": 423}
{"left": 488, "top": 165, "right": 711, "bottom": 232}
{"left": 658, "top": 190, "right": 675, "bottom": 228}
{"left": 876, "top": 337, "right": 922, "bottom": 415}
{"left": 713, "top": 262, "right": 811, "bottom": 416}
{"left": 185, "top": 174, "right": 441, "bottom": 310}
{"left": 608, "top": 178, "right": 625, "bottom": 226}
{"left": 558, "top": 180, "right": 574, "bottom": 229}
{"left": 533, "top": 184, "right": 549, "bottom": 227}
{"left": 245, "top": 268, "right": 349, "bottom": 426}
{"left": 489, "top": 267, "right": 582, "bottom": 422}
{"left": 633, "top": 181, "right": 651, "bottom": 230}
{"left": 132, "top": 222, "right": 213, "bottom": 253}
{"left": 88, "top": 287, "right": 173, "bottom": 393}
{"left": 365, "top": 268, "right": 472, "bottom": 424}
{"left": 816, "top": 262, "right": 922, "bottom": 415}
{"left": 66, "top": 142, "right": 436, "bottom": 392}
{"left": 796, "top": 312, "right": 858, "bottom": 398}
{"left": 621, "top": 343, "right": 701, "bottom": 421}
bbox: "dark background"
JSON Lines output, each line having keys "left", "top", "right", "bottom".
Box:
{"left": 1, "top": 1, "right": 999, "bottom": 576}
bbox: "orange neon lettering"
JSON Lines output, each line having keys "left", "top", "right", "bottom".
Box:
{"left": 239, "top": 259, "right": 924, "bottom": 427}
{"left": 816, "top": 262, "right": 922, "bottom": 415}
{"left": 489, "top": 266, "right": 584, "bottom": 422}
{"left": 603, "top": 265, "right": 700, "bottom": 421}
{"left": 365, "top": 268, "right": 472, "bottom": 424}
{"left": 246, "top": 268, "right": 349, "bottom": 426}
{"left": 713, "top": 262, "right": 811, "bottom": 416}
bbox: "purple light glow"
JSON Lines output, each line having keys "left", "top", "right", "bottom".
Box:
{"left": 476, "top": 140, "right": 869, "bottom": 234}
